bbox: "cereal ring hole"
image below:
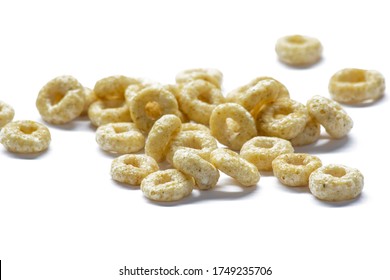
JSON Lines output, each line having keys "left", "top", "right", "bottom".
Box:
{"left": 274, "top": 107, "right": 293, "bottom": 119}
{"left": 124, "top": 157, "right": 141, "bottom": 168}
{"left": 198, "top": 90, "right": 212, "bottom": 104}
{"left": 113, "top": 126, "right": 129, "bottom": 134}
{"left": 145, "top": 101, "right": 162, "bottom": 120}
{"left": 324, "top": 166, "right": 346, "bottom": 178}
{"left": 255, "top": 140, "right": 274, "bottom": 149}
{"left": 285, "top": 156, "right": 307, "bottom": 166}
{"left": 49, "top": 92, "right": 65, "bottom": 106}
{"left": 19, "top": 123, "right": 38, "bottom": 134}
{"left": 337, "top": 69, "right": 366, "bottom": 83}
{"left": 155, "top": 173, "right": 172, "bottom": 184}
{"left": 287, "top": 35, "right": 306, "bottom": 44}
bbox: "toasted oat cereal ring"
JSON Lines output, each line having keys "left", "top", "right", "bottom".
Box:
{"left": 256, "top": 98, "right": 308, "bottom": 140}
{"left": 179, "top": 80, "right": 225, "bottom": 125}
{"left": 145, "top": 114, "right": 182, "bottom": 162}
{"left": 272, "top": 153, "right": 322, "bottom": 187}
{"left": 176, "top": 68, "right": 223, "bottom": 88}
{"left": 240, "top": 136, "right": 294, "bottom": 171}
{"left": 329, "top": 68, "right": 385, "bottom": 104}
{"left": 0, "top": 101, "right": 15, "bottom": 128}
{"left": 36, "top": 75, "right": 85, "bottom": 124}
{"left": 309, "top": 164, "right": 364, "bottom": 201}
{"left": 210, "top": 148, "right": 260, "bottom": 187}
{"left": 81, "top": 87, "right": 98, "bottom": 115}
{"left": 96, "top": 122, "right": 145, "bottom": 154}
{"left": 0, "top": 120, "right": 51, "bottom": 153}
{"left": 93, "top": 75, "right": 140, "bottom": 100}
{"left": 166, "top": 130, "right": 218, "bottom": 164}
{"left": 290, "top": 116, "right": 321, "bottom": 146}
{"left": 306, "top": 95, "right": 353, "bottom": 138}
{"left": 141, "top": 169, "right": 194, "bottom": 202}
{"left": 111, "top": 154, "right": 159, "bottom": 186}
{"left": 173, "top": 149, "right": 220, "bottom": 190}
{"left": 88, "top": 99, "right": 131, "bottom": 127}
{"left": 275, "top": 35, "right": 322, "bottom": 67}
{"left": 210, "top": 103, "right": 257, "bottom": 150}
{"left": 181, "top": 123, "right": 210, "bottom": 134}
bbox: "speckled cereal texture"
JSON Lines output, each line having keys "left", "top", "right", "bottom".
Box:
{"left": 36, "top": 75, "right": 85, "bottom": 124}
{"left": 0, "top": 120, "right": 51, "bottom": 153}
{"left": 306, "top": 95, "right": 353, "bottom": 138}
{"left": 309, "top": 164, "right": 364, "bottom": 201}
{"left": 329, "top": 68, "right": 385, "bottom": 104}
{"left": 175, "top": 68, "right": 223, "bottom": 88}
{"left": 93, "top": 75, "right": 140, "bottom": 100}
{"left": 272, "top": 153, "right": 322, "bottom": 187}
{"left": 81, "top": 87, "right": 98, "bottom": 115}
{"left": 141, "top": 169, "right": 195, "bottom": 202}
{"left": 173, "top": 149, "right": 220, "bottom": 190}
{"left": 290, "top": 115, "right": 321, "bottom": 146}
{"left": 88, "top": 99, "right": 131, "bottom": 127}
{"left": 111, "top": 154, "right": 159, "bottom": 186}
{"left": 0, "top": 101, "right": 15, "bottom": 128}
{"left": 210, "top": 148, "right": 260, "bottom": 187}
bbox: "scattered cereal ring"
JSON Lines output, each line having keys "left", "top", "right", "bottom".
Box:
{"left": 275, "top": 34, "right": 323, "bottom": 66}
{"left": 306, "top": 95, "right": 353, "bottom": 138}
{"left": 210, "top": 103, "right": 257, "bottom": 150}
{"left": 0, "top": 120, "right": 51, "bottom": 153}
{"left": 88, "top": 99, "right": 131, "bottom": 127}
{"left": 329, "top": 68, "right": 385, "bottom": 104}
{"left": 173, "top": 149, "right": 220, "bottom": 190}
{"left": 0, "top": 101, "right": 15, "bottom": 128}
{"left": 141, "top": 169, "right": 194, "bottom": 202}
{"left": 145, "top": 114, "right": 182, "bottom": 162}
{"left": 176, "top": 68, "right": 223, "bottom": 88}
{"left": 210, "top": 148, "right": 260, "bottom": 187}
{"left": 81, "top": 87, "right": 97, "bottom": 115}
{"left": 181, "top": 122, "right": 210, "bottom": 134}
{"left": 93, "top": 75, "right": 140, "bottom": 100}
{"left": 36, "top": 75, "right": 85, "bottom": 124}
{"left": 309, "top": 164, "right": 364, "bottom": 201}
{"left": 290, "top": 116, "right": 321, "bottom": 146}
{"left": 272, "top": 153, "right": 322, "bottom": 187}
{"left": 111, "top": 154, "right": 159, "bottom": 186}
{"left": 96, "top": 122, "right": 145, "bottom": 154}
{"left": 240, "top": 136, "right": 294, "bottom": 171}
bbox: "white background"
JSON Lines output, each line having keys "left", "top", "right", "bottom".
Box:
{"left": 1, "top": 0, "right": 389, "bottom": 279}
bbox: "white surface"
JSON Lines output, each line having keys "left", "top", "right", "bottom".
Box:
{"left": 1, "top": 0, "right": 389, "bottom": 279}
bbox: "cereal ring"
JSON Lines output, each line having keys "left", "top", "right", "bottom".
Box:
{"left": 81, "top": 87, "right": 97, "bottom": 115}
{"left": 275, "top": 35, "right": 323, "bottom": 66}
{"left": 93, "top": 75, "right": 140, "bottom": 100}
{"left": 210, "top": 148, "right": 260, "bottom": 187}
{"left": 0, "top": 101, "right": 15, "bottom": 128}
{"left": 181, "top": 123, "right": 210, "bottom": 134}
{"left": 240, "top": 136, "right": 294, "bottom": 171}
{"left": 272, "top": 153, "right": 322, "bottom": 187}
{"left": 0, "top": 120, "right": 51, "bottom": 153}
{"left": 36, "top": 75, "right": 85, "bottom": 124}
{"left": 173, "top": 149, "right": 220, "bottom": 190}
{"left": 145, "top": 114, "right": 182, "bottom": 162}
{"left": 111, "top": 154, "right": 159, "bottom": 186}
{"left": 179, "top": 80, "right": 225, "bottom": 125}
{"left": 96, "top": 122, "right": 145, "bottom": 154}
{"left": 256, "top": 98, "right": 308, "bottom": 140}
{"left": 306, "top": 95, "right": 353, "bottom": 138}
{"left": 290, "top": 116, "right": 321, "bottom": 146}
{"left": 176, "top": 68, "right": 223, "bottom": 88}
{"left": 309, "top": 164, "right": 364, "bottom": 201}
{"left": 210, "top": 103, "right": 257, "bottom": 150}
{"left": 329, "top": 68, "right": 385, "bottom": 104}
{"left": 88, "top": 99, "right": 131, "bottom": 127}
{"left": 141, "top": 169, "right": 194, "bottom": 202}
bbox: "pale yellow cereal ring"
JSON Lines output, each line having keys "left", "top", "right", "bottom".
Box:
{"left": 145, "top": 114, "right": 182, "bottom": 162}
{"left": 88, "top": 99, "right": 131, "bottom": 127}
{"left": 290, "top": 116, "right": 321, "bottom": 146}
{"left": 0, "top": 120, "right": 51, "bottom": 153}
{"left": 240, "top": 136, "right": 294, "bottom": 171}
{"left": 210, "top": 103, "right": 257, "bottom": 150}
{"left": 272, "top": 153, "right": 322, "bottom": 187}
{"left": 141, "top": 169, "right": 194, "bottom": 202}
{"left": 111, "top": 154, "right": 159, "bottom": 186}
{"left": 36, "top": 75, "right": 85, "bottom": 124}
{"left": 173, "top": 149, "right": 220, "bottom": 190}
{"left": 96, "top": 122, "right": 145, "bottom": 154}
{"left": 176, "top": 68, "right": 223, "bottom": 88}
{"left": 309, "top": 164, "right": 364, "bottom": 201}
{"left": 93, "top": 75, "right": 140, "bottom": 100}
{"left": 256, "top": 98, "right": 308, "bottom": 140}
{"left": 81, "top": 87, "right": 98, "bottom": 115}
{"left": 181, "top": 123, "right": 210, "bottom": 134}
{"left": 329, "top": 68, "right": 385, "bottom": 104}
{"left": 275, "top": 35, "right": 323, "bottom": 67}
{"left": 306, "top": 95, "right": 353, "bottom": 138}
{"left": 0, "top": 101, "right": 15, "bottom": 128}
{"left": 210, "top": 148, "right": 260, "bottom": 187}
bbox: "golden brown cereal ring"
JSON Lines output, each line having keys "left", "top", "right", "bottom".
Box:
{"left": 256, "top": 98, "right": 308, "bottom": 140}
{"left": 240, "top": 136, "right": 294, "bottom": 171}
{"left": 81, "top": 87, "right": 97, "bottom": 115}
{"left": 93, "top": 75, "right": 140, "bottom": 100}
{"left": 210, "top": 103, "right": 257, "bottom": 150}
{"left": 309, "top": 164, "right": 364, "bottom": 201}
{"left": 0, "top": 101, "right": 15, "bottom": 128}
{"left": 290, "top": 116, "right": 321, "bottom": 146}
{"left": 272, "top": 153, "right": 322, "bottom": 187}
{"left": 145, "top": 114, "right": 182, "bottom": 162}
{"left": 0, "top": 120, "right": 51, "bottom": 153}
{"left": 96, "top": 122, "right": 145, "bottom": 154}
{"left": 173, "top": 149, "right": 220, "bottom": 190}
{"left": 176, "top": 68, "right": 223, "bottom": 88}
{"left": 179, "top": 80, "right": 225, "bottom": 125}
{"left": 111, "top": 154, "right": 159, "bottom": 186}
{"left": 181, "top": 123, "right": 210, "bottom": 134}
{"left": 329, "top": 68, "right": 385, "bottom": 104}
{"left": 210, "top": 148, "right": 260, "bottom": 187}
{"left": 36, "top": 75, "right": 85, "bottom": 124}
{"left": 141, "top": 169, "right": 194, "bottom": 202}
{"left": 88, "top": 99, "right": 131, "bottom": 127}
{"left": 306, "top": 95, "right": 353, "bottom": 138}
{"left": 275, "top": 35, "right": 323, "bottom": 66}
